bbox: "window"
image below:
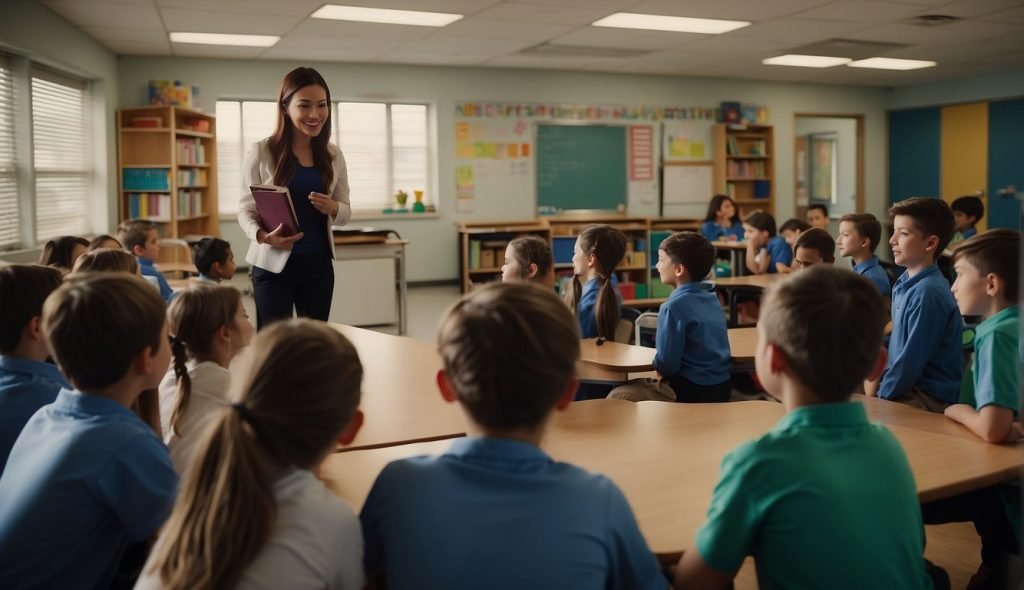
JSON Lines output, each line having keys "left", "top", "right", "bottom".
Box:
{"left": 0, "top": 56, "right": 17, "bottom": 249}
{"left": 216, "top": 100, "right": 430, "bottom": 215}
{"left": 31, "top": 68, "right": 92, "bottom": 241}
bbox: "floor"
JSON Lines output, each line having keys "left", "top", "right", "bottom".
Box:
{"left": 233, "top": 279, "right": 988, "bottom": 588}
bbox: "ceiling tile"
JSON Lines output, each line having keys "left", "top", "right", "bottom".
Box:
{"left": 379, "top": 52, "right": 491, "bottom": 66}
{"left": 303, "top": 0, "right": 503, "bottom": 14}
{"left": 926, "top": 0, "right": 1024, "bottom": 18}
{"left": 471, "top": 2, "right": 615, "bottom": 25}
{"left": 287, "top": 18, "right": 437, "bottom": 41}
{"left": 260, "top": 45, "right": 393, "bottom": 61}
{"left": 738, "top": 18, "right": 875, "bottom": 42}
{"left": 628, "top": 0, "right": 834, "bottom": 22}
{"left": 431, "top": 17, "right": 575, "bottom": 42}
{"left": 511, "top": 0, "right": 639, "bottom": 8}
{"left": 155, "top": 0, "right": 321, "bottom": 16}
{"left": 81, "top": 26, "right": 166, "bottom": 43}
{"left": 171, "top": 44, "right": 266, "bottom": 58}
{"left": 159, "top": 9, "right": 304, "bottom": 35}
{"left": 791, "top": 1, "right": 929, "bottom": 23}
{"left": 978, "top": 5, "right": 1024, "bottom": 23}
{"left": 395, "top": 35, "right": 535, "bottom": 56}
{"left": 39, "top": 0, "right": 163, "bottom": 29}
{"left": 550, "top": 27, "right": 706, "bottom": 50}
{"left": 484, "top": 53, "right": 601, "bottom": 69}
{"left": 675, "top": 33, "right": 793, "bottom": 56}
{"left": 850, "top": 19, "right": 1024, "bottom": 46}
{"left": 272, "top": 34, "right": 407, "bottom": 53}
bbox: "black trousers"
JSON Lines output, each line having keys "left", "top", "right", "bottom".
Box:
{"left": 921, "top": 485, "right": 1020, "bottom": 566}
{"left": 668, "top": 375, "right": 732, "bottom": 403}
{"left": 252, "top": 252, "right": 334, "bottom": 329}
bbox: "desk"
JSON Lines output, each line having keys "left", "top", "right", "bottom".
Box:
{"left": 711, "top": 240, "right": 747, "bottom": 276}
{"left": 714, "top": 274, "right": 784, "bottom": 327}
{"left": 327, "top": 324, "right": 464, "bottom": 450}
{"left": 728, "top": 327, "right": 757, "bottom": 366}
{"left": 320, "top": 398, "right": 1024, "bottom": 562}
{"left": 578, "top": 338, "right": 655, "bottom": 381}
{"left": 622, "top": 297, "right": 667, "bottom": 310}
{"left": 331, "top": 238, "right": 408, "bottom": 335}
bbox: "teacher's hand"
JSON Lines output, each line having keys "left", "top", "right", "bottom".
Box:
{"left": 260, "top": 224, "right": 304, "bottom": 250}
{"left": 308, "top": 191, "right": 339, "bottom": 216}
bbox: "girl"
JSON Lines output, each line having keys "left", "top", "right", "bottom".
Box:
{"left": 700, "top": 195, "right": 744, "bottom": 242}
{"left": 159, "top": 284, "right": 253, "bottom": 474}
{"left": 38, "top": 235, "right": 89, "bottom": 272}
{"left": 87, "top": 234, "right": 122, "bottom": 251}
{"left": 137, "top": 319, "right": 365, "bottom": 590}
{"left": 565, "top": 224, "right": 626, "bottom": 340}
{"left": 238, "top": 67, "right": 351, "bottom": 329}
{"left": 743, "top": 210, "right": 792, "bottom": 275}
{"left": 501, "top": 235, "right": 553, "bottom": 287}
{"left": 71, "top": 247, "right": 139, "bottom": 274}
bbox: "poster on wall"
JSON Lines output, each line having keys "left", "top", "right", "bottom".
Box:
{"left": 662, "top": 120, "right": 714, "bottom": 162}
{"left": 809, "top": 133, "right": 837, "bottom": 204}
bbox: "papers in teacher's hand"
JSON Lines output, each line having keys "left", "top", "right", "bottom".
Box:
{"left": 250, "top": 184, "right": 299, "bottom": 236}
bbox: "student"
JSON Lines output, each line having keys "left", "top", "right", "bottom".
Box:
{"left": 88, "top": 234, "right": 122, "bottom": 251}
{"left": 869, "top": 197, "right": 962, "bottom": 411}
{"left": 775, "top": 219, "right": 811, "bottom": 274}
{"left": 790, "top": 228, "right": 836, "bottom": 271}
{"left": 0, "top": 274, "right": 177, "bottom": 588}
{"left": 743, "top": 211, "right": 791, "bottom": 274}
{"left": 118, "top": 218, "right": 174, "bottom": 302}
{"left": 159, "top": 284, "right": 253, "bottom": 474}
{"left": 192, "top": 237, "right": 236, "bottom": 284}
{"left": 806, "top": 203, "right": 829, "bottom": 230}
{"left": 0, "top": 264, "right": 67, "bottom": 471}
{"left": 950, "top": 195, "right": 984, "bottom": 241}
{"left": 922, "top": 229, "right": 1020, "bottom": 589}
{"left": 501, "top": 235, "right": 553, "bottom": 287}
{"left": 137, "top": 319, "right": 365, "bottom": 590}
{"left": 360, "top": 282, "right": 665, "bottom": 589}
{"left": 701, "top": 194, "right": 745, "bottom": 242}
{"left": 38, "top": 235, "right": 89, "bottom": 272}
{"left": 674, "top": 266, "right": 934, "bottom": 590}
{"left": 609, "top": 232, "right": 731, "bottom": 403}
{"left": 837, "top": 213, "right": 891, "bottom": 297}
{"left": 72, "top": 247, "right": 139, "bottom": 274}
{"left": 565, "top": 224, "right": 626, "bottom": 339}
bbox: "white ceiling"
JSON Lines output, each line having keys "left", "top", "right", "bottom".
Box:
{"left": 38, "top": 0, "right": 1024, "bottom": 87}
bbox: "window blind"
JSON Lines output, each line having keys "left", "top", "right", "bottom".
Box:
{"left": 0, "top": 55, "right": 18, "bottom": 249}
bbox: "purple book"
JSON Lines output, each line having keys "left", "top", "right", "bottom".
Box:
{"left": 250, "top": 185, "right": 299, "bottom": 236}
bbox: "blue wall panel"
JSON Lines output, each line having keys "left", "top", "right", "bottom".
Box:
{"left": 888, "top": 108, "right": 941, "bottom": 206}
{"left": 987, "top": 99, "right": 1024, "bottom": 230}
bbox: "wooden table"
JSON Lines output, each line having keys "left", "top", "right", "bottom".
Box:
{"left": 622, "top": 297, "right": 668, "bottom": 310}
{"left": 578, "top": 338, "right": 656, "bottom": 381}
{"left": 713, "top": 274, "right": 784, "bottom": 327}
{"left": 320, "top": 398, "right": 1024, "bottom": 562}
{"left": 728, "top": 327, "right": 757, "bottom": 366}
{"left": 711, "top": 240, "right": 748, "bottom": 276}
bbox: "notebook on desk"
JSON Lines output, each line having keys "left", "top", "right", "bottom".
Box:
{"left": 250, "top": 184, "right": 299, "bottom": 236}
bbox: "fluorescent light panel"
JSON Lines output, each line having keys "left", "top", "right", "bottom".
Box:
{"left": 169, "top": 32, "right": 279, "bottom": 47}
{"left": 762, "top": 54, "right": 851, "bottom": 68}
{"left": 311, "top": 4, "right": 463, "bottom": 27}
{"left": 592, "top": 12, "right": 749, "bottom": 34}
{"left": 848, "top": 57, "right": 936, "bottom": 70}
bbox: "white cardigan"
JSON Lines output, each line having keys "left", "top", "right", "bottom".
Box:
{"left": 238, "top": 138, "right": 352, "bottom": 273}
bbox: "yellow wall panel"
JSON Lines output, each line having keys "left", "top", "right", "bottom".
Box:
{"left": 941, "top": 103, "right": 988, "bottom": 231}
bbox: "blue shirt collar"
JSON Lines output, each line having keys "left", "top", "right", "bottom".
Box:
{"left": 0, "top": 355, "right": 69, "bottom": 386}
{"left": 670, "top": 281, "right": 708, "bottom": 298}
{"left": 446, "top": 436, "right": 552, "bottom": 464}
{"left": 137, "top": 256, "right": 156, "bottom": 267}
{"left": 853, "top": 256, "right": 880, "bottom": 274}
{"left": 893, "top": 263, "right": 939, "bottom": 290}
{"left": 52, "top": 388, "right": 139, "bottom": 419}
{"left": 773, "top": 401, "right": 869, "bottom": 432}
{"left": 962, "top": 227, "right": 977, "bottom": 239}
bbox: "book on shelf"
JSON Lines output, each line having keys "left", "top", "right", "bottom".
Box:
{"left": 123, "top": 168, "right": 170, "bottom": 191}
{"left": 176, "top": 168, "right": 208, "bottom": 186}
{"left": 177, "top": 190, "right": 203, "bottom": 217}
{"left": 250, "top": 185, "right": 299, "bottom": 236}
{"left": 176, "top": 138, "right": 206, "bottom": 165}
{"left": 127, "top": 193, "right": 171, "bottom": 221}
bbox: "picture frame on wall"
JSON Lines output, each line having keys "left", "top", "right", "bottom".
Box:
{"left": 808, "top": 132, "right": 837, "bottom": 204}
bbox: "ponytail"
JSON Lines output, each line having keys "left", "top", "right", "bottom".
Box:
{"left": 595, "top": 275, "right": 620, "bottom": 340}
{"left": 563, "top": 274, "right": 583, "bottom": 315}
{"left": 168, "top": 335, "right": 192, "bottom": 438}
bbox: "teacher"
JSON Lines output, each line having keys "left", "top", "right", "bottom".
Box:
{"left": 238, "top": 67, "right": 351, "bottom": 329}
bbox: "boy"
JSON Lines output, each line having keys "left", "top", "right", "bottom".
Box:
{"left": 192, "top": 236, "right": 236, "bottom": 283}
{"left": 118, "top": 218, "right": 173, "bottom": 302}
{"left": 922, "top": 228, "right": 1020, "bottom": 589}
{"left": 806, "top": 203, "right": 829, "bottom": 230}
{"left": 609, "top": 232, "right": 731, "bottom": 402}
{"left": 775, "top": 219, "right": 811, "bottom": 274}
{"left": 675, "top": 266, "right": 933, "bottom": 590}
{"left": 791, "top": 228, "right": 836, "bottom": 271}
{"left": 871, "top": 197, "right": 962, "bottom": 411}
{"left": 837, "top": 213, "right": 891, "bottom": 297}
{"left": 360, "top": 282, "right": 665, "bottom": 590}
{"left": 0, "top": 264, "right": 67, "bottom": 471}
{"left": 0, "top": 274, "right": 178, "bottom": 588}
{"left": 951, "top": 195, "right": 984, "bottom": 241}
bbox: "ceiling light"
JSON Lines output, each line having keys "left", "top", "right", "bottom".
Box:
{"left": 311, "top": 4, "right": 463, "bottom": 27}
{"left": 848, "top": 57, "right": 936, "bottom": 70}
{"left": 169, "top": 32, "right": 279, "bottom": 47}
{"left": 592, "top": 12, "right": 749, "bottom": 34}
{"left": 762, "top": 54, "right": 851, "bottom": 68}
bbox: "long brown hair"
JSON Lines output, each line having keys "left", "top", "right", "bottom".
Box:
{"left": 38, "top": 235, "right": 89, "bottom": 271}
{"left": 269, "top": 67, "right": 334, "bottom": 192}
{"left": 71, "top": 247, "right": 138, "bottom": 274}
{"left": 148, "top": 319, "right": 363, "bottom": 590}
{"left": 563, "top": 224, "right": 626, "bottom": 339}
{"left": 166, "top": 285, "right": 243, "bottom": 437}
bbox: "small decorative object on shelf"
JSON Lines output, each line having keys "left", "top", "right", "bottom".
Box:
{"left": 412, "top": 190, "right": 426, "bottom": 213}
{"left": 395, "top": 190, "right": 409, "bottom": 212}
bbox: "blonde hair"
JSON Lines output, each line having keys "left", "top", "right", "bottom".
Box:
{"left": 72, "top": 247, "right": 139, "bottom": 274}
{"left": 148, "top": 319, "right": 363, "bottom": 590}
{"left": 117, "top": 218, "right": 156, "bottom": 253}
{"left": 166, "top": 285, "right": 243, "bottom": 437}
{"left": 563, "top": 224, "right": 626, "bottom": 339}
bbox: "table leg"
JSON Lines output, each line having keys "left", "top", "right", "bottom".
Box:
{"left": 397, "top": 248, "right": 408, "bottom": 336}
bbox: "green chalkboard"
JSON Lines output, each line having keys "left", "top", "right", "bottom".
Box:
{"left": 536, "top": 124, "right": 627, "bottom": 212}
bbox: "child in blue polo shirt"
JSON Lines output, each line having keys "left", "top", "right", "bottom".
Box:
{"left": 837, "top": 213, "right": 891, "bottom": 297}
{"left": 674, "top": 266, "right": 936, "bottom": 590}
{"left": 118, "top": 218, "right": 174, "bottom": 302}
{"left": 950, "top": 195, "right": 984, "bottom": 242}
{"left": 869, "top": 197, "right": 962, "bottom": 411}
{"left": 922, "top": 229, "right": 1021, "bottom": 589}
{"left": 700, "top": 194, "right": 744, "bottom": 242}
{"left": 0, "top": 264, "right": 67, "bottom": 471}
{"left": 743, "top": 211, "right": 791, "bottom": 274}
{"left": 0, "top": 273, "right": 178, "bottom": 588}
{"left": 609, "top": 232, "right": 731, "bottom": 402}
{"left": 360, "top": 282, "right": 665, "bottom": 590}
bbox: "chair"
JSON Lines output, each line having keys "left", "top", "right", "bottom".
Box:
{"left": 156, "top": 238, "right": 197, "bottom": 278}
{"left": 616, "top": 307, "right": 641, "bottom": 344}
{"left": 634, "top": 312, "right": 659, "bottom": 348}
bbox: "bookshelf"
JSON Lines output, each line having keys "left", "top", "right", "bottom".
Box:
{"left": 117, "top": 106, "right": 219, "bottom": 239}
{"left": 712, "top": 124, "right": 774, "bottom": 218}
{"left": 547, "top": 215, "right": 651, "bottom": 300}
{"left": 458, "top": 220, "right": 551, "bottom": 293}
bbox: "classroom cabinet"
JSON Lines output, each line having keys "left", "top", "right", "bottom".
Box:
{"left": 712, "top": 124, "right": 775, "bottom": 219}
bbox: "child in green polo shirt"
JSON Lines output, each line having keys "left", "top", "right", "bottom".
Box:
{"left": 674, "top": 266, "right": 936, "bottom": 590}
{"left": 922, "top": 228, "right": 1020, "bottom": 589}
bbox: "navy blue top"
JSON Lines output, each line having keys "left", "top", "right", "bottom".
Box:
{"left": 138, "top": 257, "right": 175, "bottom": 302}
{"left": 288, "top": 165, "right": 330, "bottom": 256}
{"left": 654, "top": 282, "right": 731, "bottom": 386}
{"left": 853, "top": 256, "right": 892, "bottom": 298}
{"left": 700, "top": 220, "right": 745, "bottom": 242}
{"left": 763, "top": 236, "right": 792, "bottom": 273}
{"left": 878, "top": 265, "right": 963, "bottom": 403}
{"left": 961, "top": 227, "right": 977, "bottom": 240}
{"left": 0, "top": 355, "right": 69, "bottom": 471}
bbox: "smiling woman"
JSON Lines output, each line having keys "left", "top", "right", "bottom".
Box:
{"left": 237, "top": 67, "right": 352, "bottom": 329}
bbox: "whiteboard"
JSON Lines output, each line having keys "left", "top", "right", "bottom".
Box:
{"left": 663, "top": 164, "right": 712, "bottom": 205}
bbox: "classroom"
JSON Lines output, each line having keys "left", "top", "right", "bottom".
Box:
{"left": 0, "top": 0, "right": 1022, "bottom": 589}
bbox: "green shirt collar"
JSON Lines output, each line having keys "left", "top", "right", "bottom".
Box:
{"left": 773, "top": 401, "right": 869, "bottom": 432}
{"left": 976, "top": 305, "right": 1019, "bottom": 339}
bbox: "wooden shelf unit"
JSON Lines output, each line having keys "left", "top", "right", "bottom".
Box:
{"left": 712, "top": 124, "right": 774, "bottom": 219}
{"left": 117, "top": 105, "right": 219, "bottom": 238}
{"left": 457, "top": 220, "right": 551, "bottom": 293}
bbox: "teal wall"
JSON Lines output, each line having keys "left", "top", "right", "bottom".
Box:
{"left": 888, "top": 108, "right": 940, "bottom": 206}
{"left": 988, "top": 99, "right": 1024, "bottom": 230}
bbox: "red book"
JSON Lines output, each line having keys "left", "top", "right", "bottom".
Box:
{"left": 250, "top": 185, "right": 299, "bottom": 236}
